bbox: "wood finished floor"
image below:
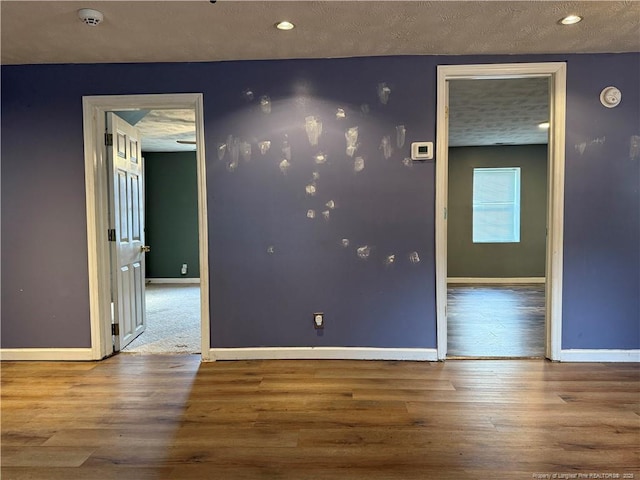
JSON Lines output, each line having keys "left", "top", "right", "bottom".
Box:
{"left": 448, "top": 284, "right": 546, "bottom": 358}
{"left": 2, "top": 355, "right": 639, "bottom": 479}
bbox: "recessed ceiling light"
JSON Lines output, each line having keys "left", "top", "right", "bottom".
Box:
{"left": 276, "top": 21, "right": 295, "bottom": 31}
{"left": 559, "top": 14, "right": 582, "bottom": 25}
{"left": 538, "top": 121, "right": 550, "bottom": 129}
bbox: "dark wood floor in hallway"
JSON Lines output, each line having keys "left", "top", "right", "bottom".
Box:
{"left": 2, "top": 355, "right": 639, "bottom": 479}
{"left": 447, "top": 284, "right": 546, "bottom": 358}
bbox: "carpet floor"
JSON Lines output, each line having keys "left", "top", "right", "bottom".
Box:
{"left": 122, "top": 284, "right": 201, "bottom": 354}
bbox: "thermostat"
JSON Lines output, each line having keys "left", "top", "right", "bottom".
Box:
{"left": 411, "top": 142, "right": 433, "bottom": 160}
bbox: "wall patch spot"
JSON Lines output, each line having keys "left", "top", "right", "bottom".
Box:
{"left": 305, "top": 184, "right": 317, "bottom": 196}
{"left": 260, "top": 96, "right": 272, "bottom": 114}
{"left": 258, "top": 141, "right": 271, "bottom": 155}
{"left": 336, "top": 108, "right": 346, "bottom": 119}
{"left": 279, "top": 159, "right": 291, "bottom": 174}
{"left": 377, "top": 82, "right": 391, "bottom": 105}
{"left": 242, "top": 88, "right": 254, "bottom": 101}
{"left": 341, "top": 238, "right": 350, "bottom": 248}
{"left": 385, "top": 254, "right": 396, "bottom": 266}
{"left": 345, "top": 126, "right": 359, "bottom": 157}
{"left": 322, "top": 210, "right": 331, "bottom": 221}
{"left": 305, "top": 116, "right": 323, "bottom": 146}
{"left": 325, "top": 200, "right": 336, "bottom": 209}
{"left": 314, "top": 152, "right": 328, "bottom": 165}
{"left": 307, "top": 209, "right": 316, "bottom": 219}
{"left": 354, "top": 156, "right": 365, "bottom": 172}
{"left": 267, "top": 246, "right": 275, "bottom": 254}
{"left": 409, "top": 251, "right": 420, "bottom": 264}
{"left": 357, "top": 245, "right": 371, "bottom": 260}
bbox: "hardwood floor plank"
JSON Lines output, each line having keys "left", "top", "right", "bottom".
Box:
{"left": 448, "top": 284, "right": 546, "bottom": 357}
{"left": 2, "top": 355, "right": 638, "bottom": 478}
{"left": 1, "top": 446, "right": 95, "bottom": 467}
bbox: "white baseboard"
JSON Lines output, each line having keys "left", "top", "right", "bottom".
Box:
{"left": 447, "top": 277, "right": 546, "bottom": 284}
{"left": 558, "top": 349, "right": 640, "bottom": 362}
{"left": 0, "top": 348, "right": 94, "bottom": 361}
{"left": 209, "top": 347, "right": 438, "bottom": 362}
{"left": 146, "top": 278, "right": 201, "bottom": 284}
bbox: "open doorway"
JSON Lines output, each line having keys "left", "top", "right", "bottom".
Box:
{"left": 116, "top": 109, "right": 201, "bottom": 354}
{"left": 435, "top": 63, "right": 567, "bottom": 361}
{"left": 82, "top": 94, "right": 210, "bottom": 361}
{"left": 445, "top": 78, "right": 549, "bottom": 358}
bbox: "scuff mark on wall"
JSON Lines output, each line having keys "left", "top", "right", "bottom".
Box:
{"left": 227, "top": 136, "right": 240, "bottom": 172}
{"left": 282, "top": 136, "right": 292, "bottom": 161}
{"left": 307, "top": 210, "right": 316, "bottom": 219}
{"left": 354, "top": 156, "right": 365, "bottom": 173}
{"left": 336, "top": 108, "right": 346, "bottom": 119}
{"left": 305, "top": 184, "right": 317, "bottom": 196}
{"left": 630, "top": 135, "right": 640, "bottom": 159}
{"left": 240, "top": 141, "right": 252, "bottom": 162}
{"left": 385, "top": 254, "right": 396, "bottom": 266}
{"left": 341, "top": 238, "right": 350, "bottom": 248}
{"left": 357, "top": 245, "right": 371, "bottom": 259}
{"left": 380, "top": 136, "right": 392, "bottom": 159}
{"left": 408, "top": 251, "right": 421, "bottom": 264}
{"left": 322, "top": 210, "right": 331, "bottom": 221}
{"left": 396, "top": 125, "right": 406, "bottom": 148}
{"left": 267, "top": 246, "right": 275, "bottom": 254}
{"left": 217, "top": 143, "right": 227, "bottom": 161}
{"left": 575, "top": 137, "right": 606, "bottom": 156}
{"left": 326, "top": 200, "right": 336, "bottom": 209}
{"left": 361, "top": 104, "right": 370, "bottom": 115}
{"left": 402, "top": 157, "right": 413, "bottom": 168}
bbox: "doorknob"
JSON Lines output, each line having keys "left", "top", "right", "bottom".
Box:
{"left": 140, "top": 245, "right": 151, "bottom": 253}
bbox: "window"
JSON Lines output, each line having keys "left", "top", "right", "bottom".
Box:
{"left": 472, "top": 167, "right": 521, "bottom": 243}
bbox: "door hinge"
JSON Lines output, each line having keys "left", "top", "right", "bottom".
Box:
{"left": 105, "top": 133, "right": 113, "bottom": 146}
{"left": 111, "top": 323, "right": 120, "bottom": 336}
{"left": 108, "top": 228, "right": 116, "bottom": 242}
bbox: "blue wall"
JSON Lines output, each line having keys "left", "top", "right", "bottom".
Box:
{"left": 1, "top": 53, "right": 638, "bottom": 350}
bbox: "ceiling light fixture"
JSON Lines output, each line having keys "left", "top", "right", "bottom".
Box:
{"left": 276, "top": 21, "right": 295, "bottom": 31}
{"left": 559, "top": 14, "right": 582, "bottom": 25}
{"left": 78, "top": 8, "right": 104, "bottom": 26}
{"left": 538, "top": 122, "right": 550, "bottom": 129}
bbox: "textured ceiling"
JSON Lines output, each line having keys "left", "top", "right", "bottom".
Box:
{"left": 135, "top": 110, "right": 197, "bottom": 152}
{"left": 449, "top": 78, "right": 549, "bottom": 147}
{"left": 1, "top": 1, "right": 639, "bottom": 65}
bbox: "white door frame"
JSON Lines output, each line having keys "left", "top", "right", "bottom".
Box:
{"left": 82, "top": 93, "right": 210, "bottom": 361}
{"left": 435, "top": 63, "right": 566, "bottom": 361}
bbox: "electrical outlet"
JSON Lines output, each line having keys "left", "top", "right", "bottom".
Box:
{"left": 313, "top": 313, "right": 324, "bottom": 329}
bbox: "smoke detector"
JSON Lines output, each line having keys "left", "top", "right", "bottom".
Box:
{"left": 78, "top": 8, "right": 104, "bottom": 26}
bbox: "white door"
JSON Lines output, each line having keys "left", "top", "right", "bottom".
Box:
{"left": 107, "top": 112, "right": 147, "bottom": 351}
